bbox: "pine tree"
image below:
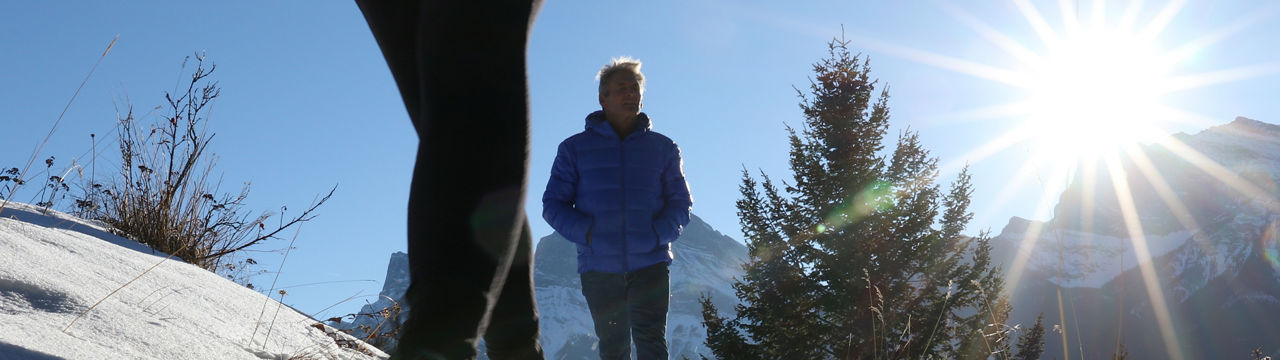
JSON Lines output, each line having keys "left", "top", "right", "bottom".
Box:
{"left": 1013, "top": 314, "right": 1047, "bottom": 360}
{"left": 700, "top": 38, "right": 1007, "bottom": 359}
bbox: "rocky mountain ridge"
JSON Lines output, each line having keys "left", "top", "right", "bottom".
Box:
{"left": 993, "top": 116, "right": 1280, "bottom": 358}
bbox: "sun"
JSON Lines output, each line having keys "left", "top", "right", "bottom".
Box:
{"left": 1022, "top": 26, "right": 1173, "bottom": 161}
{"left": 856, "top": 3, "right": 1280, "bottom": 360}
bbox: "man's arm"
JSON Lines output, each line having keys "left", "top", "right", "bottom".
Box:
{"left": 542, "top": 140, "right": 593, "bottom": 245}
{"left": 654, "top": 143, "right": 692, "bottom": 245}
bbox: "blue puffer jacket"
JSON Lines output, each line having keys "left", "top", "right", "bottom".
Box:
{"left": 543, "top": 111, "right": 693, "bottom": 274}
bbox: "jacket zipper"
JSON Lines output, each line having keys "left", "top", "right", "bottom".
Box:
{"left": 620, "top": 134, "right": 629, "bottom": 271}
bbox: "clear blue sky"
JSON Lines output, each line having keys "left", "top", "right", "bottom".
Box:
{"left": 3, "top": 1, "right": 1278, "bottom": 319}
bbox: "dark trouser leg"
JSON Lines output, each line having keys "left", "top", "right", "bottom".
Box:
{"left": 354, "top": 0, "right": 545, "bottom": 359}
{"left": 483, "top": 219, "right": 544, "bottom": 359}
{"left": 394, "top": 153, "right": 535, "bottom": 360}
{"left": 628, "top": 263, "right": 670, "bottom": 360}
{"left": 581, "top": 271, "right": 632, "bottom": 360}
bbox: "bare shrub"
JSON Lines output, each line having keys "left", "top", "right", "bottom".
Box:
{"left": 328, "top": 298, "right": 404, "bottom": 352}
{"left": 85, "top": 53, "right": 333, "bottom": 271}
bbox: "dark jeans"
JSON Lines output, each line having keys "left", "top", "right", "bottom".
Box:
{"left": 580, "top": 262, "right": 670, "bottom": 360}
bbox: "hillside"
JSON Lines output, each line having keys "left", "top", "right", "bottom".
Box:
{"left": 0, "top": 202, "right": 386, "bottom": 359}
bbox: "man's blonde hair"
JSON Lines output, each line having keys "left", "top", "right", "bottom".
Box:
{"left": 596, "top": 56, "right": 645, "bottom": 96}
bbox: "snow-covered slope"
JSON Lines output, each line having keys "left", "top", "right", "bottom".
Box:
{"left": 0, "top": 202, "right": 387, "bottom": 360}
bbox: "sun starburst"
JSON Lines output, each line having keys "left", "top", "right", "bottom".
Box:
{"left": 854, "top": 2, "right": 1280, "bottom": 359}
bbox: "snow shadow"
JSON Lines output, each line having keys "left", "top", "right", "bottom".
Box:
{"left": 0, "top": 340, "right": 64, "bottom": 360}
{"left": 0, "top": 205, "right": 165, "bottom": 258}
{"left": 0, "top": 278, "right": 82, "bottom": 314}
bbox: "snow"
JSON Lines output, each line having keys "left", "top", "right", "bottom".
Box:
{"left": 531, "top": 286, "right": 595, "bottom": 358}
{"left": 994, "top": 217, "right": 1192, "bottom": 288}
{"left": 0, "top": 202, "right": 387, "bottom": 360}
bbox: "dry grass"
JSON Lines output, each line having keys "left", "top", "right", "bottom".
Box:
{"left": 77, "top": 53, "right": 333, "bottom": 272}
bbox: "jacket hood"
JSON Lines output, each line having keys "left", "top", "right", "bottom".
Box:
{"left": 585, "top": 110, "right": 653, "bottom": 138}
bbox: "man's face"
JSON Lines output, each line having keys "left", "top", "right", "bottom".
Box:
{"left": 599, "top": 72, "right": 642, "bottom": 121}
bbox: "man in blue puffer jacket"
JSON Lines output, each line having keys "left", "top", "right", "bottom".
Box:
{"left": 542, "top": 57, "right": 693, "bottom": 360}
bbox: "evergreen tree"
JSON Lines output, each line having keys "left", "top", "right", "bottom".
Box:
{"left": 1013, "top": 314, "right": 1047, "bottom": 360}
{"left": 700, "top": 38, "right": 1007, "bottom": 359}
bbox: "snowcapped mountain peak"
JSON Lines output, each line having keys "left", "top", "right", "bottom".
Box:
{"left": 1224, "top": 116, "right": 1280, "bottom": 134}
{"left": 1000, "top": 216, "right": 1035, "bottom": 234}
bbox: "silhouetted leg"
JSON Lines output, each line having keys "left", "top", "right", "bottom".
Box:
{"left": 355, "top": 0, "right": 544, "bottom": 358}
{"left": 483, "top": 218, "right": 543, "bottom": 359}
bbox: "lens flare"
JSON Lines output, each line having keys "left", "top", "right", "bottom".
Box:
{"left": 1263, "top": 220, "right": 1280, "bottom": 271}
{"left": 818, "top": 180, "right": 894, "bottom": 233}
